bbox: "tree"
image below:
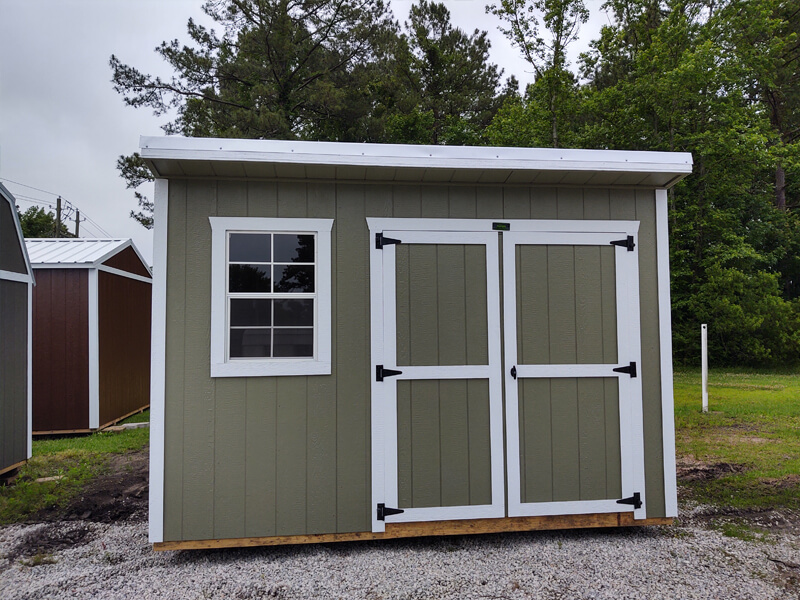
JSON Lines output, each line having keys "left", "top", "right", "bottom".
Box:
{"left": 714, "top": 0, "right": 800, "bottom": 211}
{"left": 387, "top": 0, "right": 515, "bottom": 145}
{"left": 17, "top": 206, "right": 73, "bottom": 238}
{"left": 487, "top": 0, "right": 589, "bottom": 147}
{"left": 110, "top": 0, "right": 400, "bottom": 228}
{"left": 575, "top": 0, "right": 800, "bottom": 365}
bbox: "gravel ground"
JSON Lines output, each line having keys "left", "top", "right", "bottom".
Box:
{"left": 1, "top": 518, "right": 799, "bottom": 599}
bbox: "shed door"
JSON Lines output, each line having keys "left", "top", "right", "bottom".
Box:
{"left": 372, "top": 230, "right": 506, "bottom": 530}
{"left": 502, "top": 231, "right": 646, "bottom": 519}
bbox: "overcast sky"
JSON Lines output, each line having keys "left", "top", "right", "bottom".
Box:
{"left": 0, "top": 0, "right": 610, "bottom": 265}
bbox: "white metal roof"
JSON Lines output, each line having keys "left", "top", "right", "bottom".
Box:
{"left": 140, "top": 136, "right": 693, "bottom": 188}
{"left": 25, "top": 238, "right": 151, "bottom": 274}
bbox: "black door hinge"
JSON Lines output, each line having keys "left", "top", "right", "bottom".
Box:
{"left": 511, "top": 366, "right": 517, "bottom": 380}
{"left": 376, "top": 365, "right": 403, "bottom": 382}
{"left": 616, "top": 492, "right": 642, "bottom": 509}
{"left": 376, "top": 233, "right": 402, "bottom": 249}
{"left": 610, "top": 236, "right": 636, "bottom": 251}
{"left": 613, "top": 362, "right": 637, "bottom": 378}
{"left": 377, "top": 503, "right": 405, "bottom": 521}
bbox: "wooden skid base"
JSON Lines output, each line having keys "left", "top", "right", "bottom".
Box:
{"left": 33, "top": 429, "right": 92, "bottom": 436}
{"left": 153, "top": 513, "right": 674, "bottom": 551}
{"left": 0, "top": 459, "right": 27, "bottom": 477}
{"left": 33, "top": 405, "right": 150, "bottom": 436}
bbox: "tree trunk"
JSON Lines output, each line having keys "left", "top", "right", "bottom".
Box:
{"left": 776, "top": 163, "right": 786, "bottom": 211}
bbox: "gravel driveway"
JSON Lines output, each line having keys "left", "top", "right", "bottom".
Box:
{"left": 2, "top": 517, "right": 798, "bottom": 599}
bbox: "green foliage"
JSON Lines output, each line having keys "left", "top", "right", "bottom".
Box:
{"left": 561, "top": 0, "right": 800, "bottom": 366}
{"left": 486, "top": 0, "right": 588, "bottom": 147}
{"left": 17, "top": 206, "right": 72, "bottom": 238}
{"left": 388, "top": 0, "right": 512, "bottom": 145}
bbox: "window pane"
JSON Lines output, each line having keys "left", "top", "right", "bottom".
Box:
{"left": 231, "top": 299, "right": 272, "bottom": 327}
{"left": 229, "top": 265, "right": 271, "bottom": 292}
{"left": 274, "top": 299, "right": 313, "bottom": 326}
{"left": 274, "top": 265, "right": 314, "bottom": 292}
{"left": 230, "top": 328, "right": 271, "bottom": 358}
{"left": 273, "top": 328, "right": 314, "bottom": 357}
{"left": 274, "top": 234, "right": 314, "bottom": 263}
{"left": 230, "top": 233, "right": 271, "bottom": 262}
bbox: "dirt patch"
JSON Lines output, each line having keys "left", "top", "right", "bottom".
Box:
{"left": 34, "top": 450, "right": 148, "bottom": 524}
{"left": 5, "top": 522, "right": 94, "bottom": 562}
{"left": 762, "top": 474, "right": 800, "bottom": 490}
{"left": 676, "top": 456, "right": 747, "bottom": 481}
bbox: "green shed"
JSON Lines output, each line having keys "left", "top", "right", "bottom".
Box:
{"left": 141, "top": 137, "right": 692, "bottom": 550}
{"left": 0, "top": 183, "right": 34, "bottom": 476}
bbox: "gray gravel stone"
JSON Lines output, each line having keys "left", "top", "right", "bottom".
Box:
{"left": 1, "top": 520, "right": 798, "bottom": 599}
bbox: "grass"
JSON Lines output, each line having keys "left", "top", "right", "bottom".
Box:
{"left": 674, "top": 369, "right": 800, "bottom": 512}
{"left": 119, "top": 409, "right": 150, "bottom": 425}
{"left": 0, "top": 426, "right": 149, "bottom": 525}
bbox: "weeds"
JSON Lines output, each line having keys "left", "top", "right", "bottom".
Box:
{"left": 20, "top": 553, "right": 57, "bottom": 567}
{"left": 0, "top": 427, "right": 148, "bottom": 524}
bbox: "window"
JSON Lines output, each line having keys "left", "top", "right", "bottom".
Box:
{"left": 210, "top": 217, "right": 333, "bottom": 377}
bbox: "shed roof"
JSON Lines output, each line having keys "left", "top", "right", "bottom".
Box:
{"left": 0, "top": 182, "right": 35, "bottom": 281}
{"left": 25, "top": 238, "right": 151, "bottom": 274}
{"left": 140, "top": 136, "right": 693, "bottom": 189}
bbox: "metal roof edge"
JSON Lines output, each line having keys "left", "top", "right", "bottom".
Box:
{"left": 139, "top": 136, "right": 694, "bottom": 177}
{"left": 24, "top": 239, "right": 150, "bottom": 273}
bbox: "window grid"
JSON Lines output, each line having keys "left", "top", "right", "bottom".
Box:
{"left": 226, "top": 231, "right": 317, "bottom": 360}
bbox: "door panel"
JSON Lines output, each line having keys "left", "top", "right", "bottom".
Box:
{"left": 516, "top": 244, "right": 618, "bottom": 365}
{"left": 395, "top": 244, "right": 488, "bottom": 366}
{"left": 518, "top": 377, "right": 621, "bottom": 504}
{"left": 504, "top": 230, "right": 646, "bottom": 519}
{"left": 398, "top": 379, "right": 492, "bottom": 509}
{"left": 373, "top": 229, "right": 505, "bottom": 530}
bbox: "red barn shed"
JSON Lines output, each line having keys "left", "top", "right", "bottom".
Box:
{"left": 26, "top": 238, "right": 152, "bottom": 433}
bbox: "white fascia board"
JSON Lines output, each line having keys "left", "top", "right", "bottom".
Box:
{"left": 140, "top": 136, "right": 693, "bottom": 177}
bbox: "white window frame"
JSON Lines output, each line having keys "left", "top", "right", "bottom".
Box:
{"left": 209, "top": 217, "right": 333, "bottom": 377}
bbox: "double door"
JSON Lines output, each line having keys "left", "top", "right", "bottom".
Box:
{"left": 368, "top": 219, "right": 646, "bottom": 533}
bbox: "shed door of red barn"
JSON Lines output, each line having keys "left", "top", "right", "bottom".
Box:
{"left": 370, "top": 229, "right": 506, "bottom": 531}
{"left": 502, "top": 230, "right": 646, "bottom": 520}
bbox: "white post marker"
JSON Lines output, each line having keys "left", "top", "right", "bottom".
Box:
{"left": 701, "top": 324, "right": 708, "bottom": 413}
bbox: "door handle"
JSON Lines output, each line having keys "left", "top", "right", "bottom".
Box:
{"left": 511, "top": 366, "right": 517, "bottom": 379}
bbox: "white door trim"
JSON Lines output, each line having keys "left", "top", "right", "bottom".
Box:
{"left": 502, "top": 228, "right": 647, "bottom": 520}
{"left": 369, "top": 223, "right": 505, "bottom": 531}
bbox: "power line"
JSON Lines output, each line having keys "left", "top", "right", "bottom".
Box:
{"left": 0, "top": 177, "right": 62, "bottom": 197}
{"left": 1, "top": 177, "right": 113, "bottom": 237}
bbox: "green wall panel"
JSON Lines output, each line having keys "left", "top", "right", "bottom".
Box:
{"left": 161, "top": 181, "right": 667, "bottom": 542}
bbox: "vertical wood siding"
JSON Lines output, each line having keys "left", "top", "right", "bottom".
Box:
{"left": 97, "top": 272, "right": 151, "bottom": 426}
{"left": 32, "top": 269, "right": 89, "bottom": 432}
{"left": 0, "top": 280, "right": 28, "bottom": 471}
{"left": 102, "top": 246, "right": 152, "bottom": 278}
{"left": 163, "top": 182, "right": 666, "bottom": 541}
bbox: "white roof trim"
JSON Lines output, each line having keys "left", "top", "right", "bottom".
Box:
{"left": 0, "top": 182, "right": 35, "bottom": 282}
{"left": 140, "top": 136, "right": 693, "bottom": 184}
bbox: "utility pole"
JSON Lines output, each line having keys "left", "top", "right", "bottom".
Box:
{"left": 55, "top": 196, "right": 62, "bottom": 238}
{"left": 74, "top": 210, "right": 81, "bottom": 237}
